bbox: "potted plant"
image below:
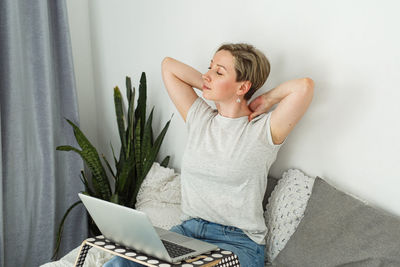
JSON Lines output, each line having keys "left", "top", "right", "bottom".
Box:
{"left": 52, "top": 73, "right": 172, "bottom": 259}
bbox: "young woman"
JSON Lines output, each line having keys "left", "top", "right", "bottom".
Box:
{"left": 104, "top": 43, "right": 314, "bottom": 266}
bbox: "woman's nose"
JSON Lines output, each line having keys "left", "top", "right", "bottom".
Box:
{"left": 202, "top": 73, "right": 210, "bottom": 82}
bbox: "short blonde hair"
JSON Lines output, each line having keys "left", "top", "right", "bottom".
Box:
{"left": 216, "top": 43, "right": 270, "bottom": 100}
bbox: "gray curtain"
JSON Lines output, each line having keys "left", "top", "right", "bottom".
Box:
{"left": 0, "top": 1, "right": 88, "bottom": 266}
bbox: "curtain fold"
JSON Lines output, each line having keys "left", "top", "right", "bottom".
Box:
{"left": 0, "top": 110, "right": 4, "bottom": 266}
{"left": 0, "top": 1, "right": 88, "bottom": 266}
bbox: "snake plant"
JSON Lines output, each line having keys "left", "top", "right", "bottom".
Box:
{"left": 52, "top": 73, "right": 172, "bottom": 259}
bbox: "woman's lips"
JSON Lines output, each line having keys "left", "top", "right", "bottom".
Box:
{"left": 202, "top": 85, "right": 211, "bottom": 90}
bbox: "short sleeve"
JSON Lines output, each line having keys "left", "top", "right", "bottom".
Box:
{"left": 185, "top": 97, "right": 215, "bottom": 133}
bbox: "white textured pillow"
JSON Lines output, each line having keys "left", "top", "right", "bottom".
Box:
{"left": 136, "top": 162, "right": 182, "bottom": 230}
{"left": 264, "top": 169, "right": 315, "bottom": 263}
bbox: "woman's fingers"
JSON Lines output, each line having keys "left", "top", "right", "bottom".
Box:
{"left": 248, "top": 107, "right": 264, "bottom": 121}
{"left": 249, "top": 95, "right": 263, "bottom": 112}
{"left": 248, "top": 94, "right": 270, "bottom": 121}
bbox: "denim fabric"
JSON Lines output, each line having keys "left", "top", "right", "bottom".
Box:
{"left": 103, "top": 218, "right": 265, "bottom": 267}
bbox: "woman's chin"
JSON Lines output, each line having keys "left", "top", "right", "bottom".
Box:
{"left": 202, "top": 90, "right": 212, "bottom": 100}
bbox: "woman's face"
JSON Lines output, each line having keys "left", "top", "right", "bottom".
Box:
{"left": 202, "top": 50, "right": 243, "bottom": 103}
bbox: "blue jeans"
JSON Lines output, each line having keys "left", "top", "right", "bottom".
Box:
{"left": 103, "top": 218, "right": 265, "bottom": 267}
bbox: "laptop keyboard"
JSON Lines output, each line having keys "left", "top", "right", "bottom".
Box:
{"left": 161, "top": 239, "right": 195, "bottom": 258}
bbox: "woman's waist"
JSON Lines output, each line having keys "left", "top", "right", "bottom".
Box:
{"left": 181, "top": 196, "right": 267, "bottom": 231}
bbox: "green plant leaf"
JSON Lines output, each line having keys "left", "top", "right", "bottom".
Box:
{"left": 110, "top": 142, "right": 118, "bottom": 172}
{"left": 143, "top": 116, "right": 172, "bottom": 177}
{"left": 135, "top": 72, "right": 146, "bottom": 140}
{"left": 110, "top": 194, "right": 120, "bottom": 204}
{"left": 57, "top": 144, "right": 105, "bottom": 198}
{"left": 110, "top": 142, "right": 122, "bottom": 191}
{"left": 116, "top": 145, "right": 125, "bottom": 177}
{"left": 126, "top": 76, "right": 132, "bottom": 102}
{"left": 142, "top": 107, "right": 154, "bottom": 164}
{"left": 114, "top": 87, "right": 127, "bottom": 157}
{"left": 102, "top": 154, "right": 116, "bottom": 180}
{"left": 64, "top": 119, "right": 111, "bottom": 200}
{"left": 150, "top": 123, "right": 154, "bottom": 145}
{"left": 134, "top": 118, "right": 142, "bottom": 179}
{"left": 125, "top": 166, "right": 137, "bottom": 208}
{"left": 160, "top": 156, "right": 170, "bottom": 168}
{"left": 126, "top": 82, "right": 135, "bottom": 159}
{"left": 80, "top": 170, "right": 95, "bottom": 196}
{"left": 116, "top": 155, "right": 135, "bottom": 197}
{"left": 130, "top": 116, "right": 173, "bottom": 207}
{"left": 56, "top": 145, "right": 81, "bottom": 153}
{"left": 52, "top": 200, "right": 82, "bottom": 260}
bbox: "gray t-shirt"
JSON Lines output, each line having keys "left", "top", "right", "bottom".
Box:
{"left": 180, "top": 97, "right": 285, "bottom": 244}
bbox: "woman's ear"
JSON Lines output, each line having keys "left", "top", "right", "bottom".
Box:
{"left": 237, "top": 81, "right": 252, "bottom": 96}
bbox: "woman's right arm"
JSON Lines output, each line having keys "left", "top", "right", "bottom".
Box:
{"left": 161, "top": 57, "right": 203, "bottom": 122}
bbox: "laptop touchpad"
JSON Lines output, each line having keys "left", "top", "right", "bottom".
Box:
{"left": 162, "top": 233, "right": 194, "bottom": 243}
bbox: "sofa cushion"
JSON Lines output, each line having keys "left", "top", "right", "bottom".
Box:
{"left": 271, "top": 177, "right": 400, "bottom": 267}
{"left": 136, "top": 163, "right": 182, "bottom": 230}
{"left": 264, "top": 169, "right": 315, "bottom": 263}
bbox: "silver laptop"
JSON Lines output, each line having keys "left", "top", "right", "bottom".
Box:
{"left": 78, "top": 193, "right": 218, "bottom": 263}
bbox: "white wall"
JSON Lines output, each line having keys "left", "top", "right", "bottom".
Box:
{"left": 66, "top": 0, "right": 98, "bottom": 148}
{"left": 67, "top": 0, "right": 400, "bottom": 216}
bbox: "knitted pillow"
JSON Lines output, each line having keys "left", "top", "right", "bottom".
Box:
{"left": 264, "top": 169, "right": 315, "bottom": 263}
{"left": 136, "top": 162, "right": 182, "bottom": 230}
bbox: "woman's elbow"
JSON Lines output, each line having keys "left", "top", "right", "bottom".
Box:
{"left": 304, "top": 77, "right": 314, "bottom": 88}
{"left": 162, "top": 57, "right": 174, "bottom": 71}
{"left": 303, "top": 77, "right": 315, "bottom": 93}
{"left": 161, "top": 57, "right": 168, "bottom": 69}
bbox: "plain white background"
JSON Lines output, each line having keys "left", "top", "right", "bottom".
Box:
{"left": 67, "top": 0, "right": 400, "bottom": 216}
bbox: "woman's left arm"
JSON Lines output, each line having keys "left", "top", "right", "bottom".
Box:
{"left": 248, "top": 78, "right": 314, "bottom": 145}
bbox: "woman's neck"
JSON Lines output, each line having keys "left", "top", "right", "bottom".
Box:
{"left": 215, "top": 100, "right": 252, "bottom": 118}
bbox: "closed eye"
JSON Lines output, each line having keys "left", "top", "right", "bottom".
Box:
{"left": 208, "top": 67, "right": 222, "bottom": 75}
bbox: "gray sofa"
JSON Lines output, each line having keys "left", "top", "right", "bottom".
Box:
{"left": 44, "top": 171, "right": 400, "bottom": 267}
{"left": 264, "top": 176, "right": 400, "bottom": 267}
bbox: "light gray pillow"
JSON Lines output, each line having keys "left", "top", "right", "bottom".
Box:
{"left": 270, "top": 177, "right": 400, "bottom": 267}
{"left": 264, "top": 169, "right": 315, "bottom": 263}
